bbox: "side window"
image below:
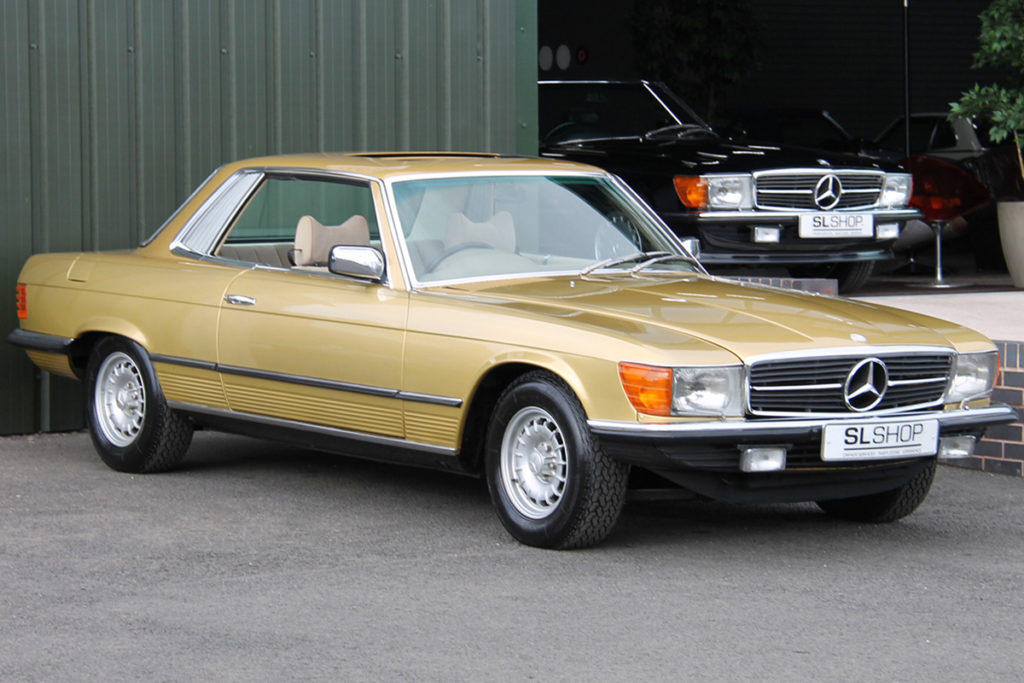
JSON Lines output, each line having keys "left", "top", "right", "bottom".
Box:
{"left": 930, "top": 121, "right": 958, "bottom": 150}
{"left": 217, "top": 176, "right": 379, "bottom": 268}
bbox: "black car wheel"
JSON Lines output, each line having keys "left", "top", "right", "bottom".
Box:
{"left": 86, "top": 336, "right": 193, "bottom": 473}
{"left": 485, "top": 371, "right": 629, "bottom": 549}
{"left": 792, "top": 261, "right": 875, "bottom": 293}
{"left": 816, "top": 459, "right": 936, "bottom": 523}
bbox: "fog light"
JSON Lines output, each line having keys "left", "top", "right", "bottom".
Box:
{"left": 876, "top": 223, "right": 900, "bottom": 240}
{"left": 740, "top": 447, "right": 787, "bottom": 472}
{"left": 938, "top": 435, "right": 977, "bottom": 460}
{"left": 753, "top": 227, "right": 780, "bottom": 243}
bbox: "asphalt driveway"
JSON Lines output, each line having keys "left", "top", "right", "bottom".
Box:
{"left": 2, "top": 430, "right": 1022, "bottom": 681}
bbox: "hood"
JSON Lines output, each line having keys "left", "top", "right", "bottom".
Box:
{"left": 435, "top": 274, "right": 979, "bottom": 361}
{"left": 544, "top": 135, "right": 892, "bottom": 175}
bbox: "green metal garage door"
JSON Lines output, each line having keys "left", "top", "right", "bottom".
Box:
{"left": 0, "top": 0, "right": 538, "bottom": 434}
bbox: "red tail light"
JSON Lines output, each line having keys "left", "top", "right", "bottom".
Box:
{"left": 16, "top": 284, "right": 27, "bottom": 319}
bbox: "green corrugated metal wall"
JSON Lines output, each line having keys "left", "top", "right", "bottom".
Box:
{"left": 0, "top": 0, "right": 539, "bottom": 435}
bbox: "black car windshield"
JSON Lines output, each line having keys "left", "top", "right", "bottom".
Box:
{"left": 540, "top": 81, "right": 711, "bottom": 144}
{"left": 391, "top": 174, "right": 699, "bottom": 283}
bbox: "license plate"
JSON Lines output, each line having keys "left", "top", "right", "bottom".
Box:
{"left": 821, "top": 417, "right": 939, "bottom": 461}
{"left": 798, "top": 212, "right": 874, "bottom": 238}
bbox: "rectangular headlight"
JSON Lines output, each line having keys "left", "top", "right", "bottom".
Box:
{"left": 672, "top": 366, "right": 745, "bottom": 416}
{"left": 705, "top": 175, "right": 754, "bottom": 210}
{"left": 946, "top": 351, "right": 998, "bottom": 404}
{"left": 619, "top": 362, "right": 744, "bottom": 417}
{"left": 880, "top": 173, "right": 913, "bottom": 208}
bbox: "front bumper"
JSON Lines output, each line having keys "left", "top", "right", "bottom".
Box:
{"left": 660, "top": 208, "right": 920, "bottom": 265}
{"left": 591, "top": 404, "right": 1018, "bottom": 503}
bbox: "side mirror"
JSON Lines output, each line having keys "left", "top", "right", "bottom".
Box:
{"left": 679, "top": 237, "right": 701, "bottom": 260}
{"left": 328, "top": 245, "right": 385, "bottom": 281}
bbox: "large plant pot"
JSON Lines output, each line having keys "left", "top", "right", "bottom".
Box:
{"left": 998, "top": 200, "right": 1024, "bottom": 287}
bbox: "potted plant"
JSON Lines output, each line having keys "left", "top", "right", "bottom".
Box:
{"left": 951, "top": 0, "right": 1024, "bottom": 287}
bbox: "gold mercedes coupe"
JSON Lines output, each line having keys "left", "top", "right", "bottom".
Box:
{"left": 9, "top": 153, "right": 1016, "bottom": 548}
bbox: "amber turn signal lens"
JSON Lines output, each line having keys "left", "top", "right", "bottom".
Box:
{"left": 16, "top": 284, "right": 27, "bottom": 319}
{"left": 673, "top": 176, "right": 708, "bottom": 209}
{"left": 618, "top": 361, "right": 673, "bottom": 416}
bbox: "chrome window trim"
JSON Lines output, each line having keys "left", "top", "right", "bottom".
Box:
{"left": 172, "top": 167, "right": 394, "bottom": 287}
{"left": 170, "top": 170, "right": 263, "bottom": 255}
{"left": 141, "top": 166, "right": 221, "bottom": 247}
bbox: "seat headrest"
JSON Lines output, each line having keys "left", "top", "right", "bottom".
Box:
{"left": 444, "top": 211, "right": 515, "bottom": 252}
{"left": 294, "top": 215, "right": 370, "bottom": 266}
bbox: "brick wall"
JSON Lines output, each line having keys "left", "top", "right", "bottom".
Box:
{"left": 954, "top": 341, "right": 1024, "bottom": 477}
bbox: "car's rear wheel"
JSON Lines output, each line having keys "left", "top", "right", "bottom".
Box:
{"left": 485, "top": 371, "right": 629, "bottom": 549}
{"left": 86, "top": 337, "right": 193, "bottom": 473}
{"left": 816, "top": 459, "right": 936, "bottom": 522}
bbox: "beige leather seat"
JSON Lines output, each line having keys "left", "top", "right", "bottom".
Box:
{"left": 293, "top": 215, "right": 370, "bottom": 269}
{"left": 444, "top": 211, "right": 516, "bottom": 252}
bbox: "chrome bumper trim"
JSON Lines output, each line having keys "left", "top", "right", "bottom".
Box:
{"left": 589, "top": 404, "right": 1019, "bottom": 439}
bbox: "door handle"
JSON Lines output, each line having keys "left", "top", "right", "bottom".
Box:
{"left": 223, "top": 294, "right": 256, "bottom": 306}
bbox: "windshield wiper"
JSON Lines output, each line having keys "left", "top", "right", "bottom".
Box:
{"left": 628, "top": 253, "right": 700, "bottom": 276}
{"left": 580, "top": 251, "right": 671, "bottom": 276}
{"left": 643, "top": 123, "right": 714, "bottom": 140}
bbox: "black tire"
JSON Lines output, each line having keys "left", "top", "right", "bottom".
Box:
{"left": 484, "top": 371, "right": 629, "bottom": 549}
{"left": 816, "top": 459, "right": 937, "bottom": 523}
{"left": 792, "top": 261, "right": 875, "bottom": 294}
{"left": 85, "top": 337, "right": 193, "bottom": 473}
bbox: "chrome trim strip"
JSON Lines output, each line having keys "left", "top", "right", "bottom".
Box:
{"left": 218, "top": 364, "right": 399, "bottom": 398}
{"left": 744, "top": 345, "right": 956, "bottom": 365}
{"left": 696, "top": 208, "right": 921, "bottom": 221}
{"left": 150, "top": 353, "right": 217, "bottom": 371}
{"left": 397, "top": 391, "right": 463, "bottom": 408}
{"left": 7, "top": 329, "right": 74, "bottom": 353}
{"left": 589, "top": 404, "right": 1019, "bottom": 438}
{"left": 167, "top": 401, "right": 458, "bottom": 457}
{"left": 150, "top": 354, "right": 462, "bottom": 407}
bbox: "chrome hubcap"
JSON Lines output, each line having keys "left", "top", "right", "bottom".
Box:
{"left": 95, "top": 352, "right": 146, "bottom": 447}
{"left": 500, "top": 407, "right": 568, "bottom": 519}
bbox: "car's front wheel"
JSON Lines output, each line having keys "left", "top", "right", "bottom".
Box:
{"left": 485, "top": 371, "right": 629, "bottom": 549}
{"left": 816, "top": 459, "right": 936, "bottom": 522}
{"left": 86, "top": 337, "right": 193, "bottom": 473}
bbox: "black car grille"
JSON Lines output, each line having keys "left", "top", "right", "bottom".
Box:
{"left": 748, "top": 352, "right": 953, "bottom": 416}
{"left": 755, "top": 172, "right": 884, "bottom": 210}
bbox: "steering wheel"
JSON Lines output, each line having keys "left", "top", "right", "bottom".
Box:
{"left": 425, "top": 241, "right": 495, "bottom": 274}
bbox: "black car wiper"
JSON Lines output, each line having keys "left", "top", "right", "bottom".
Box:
{"left": 643, "top": 123, "right": 715, "bottom": 140}
{"left": 580, "top": 251, "right": 670, "bottom": 276}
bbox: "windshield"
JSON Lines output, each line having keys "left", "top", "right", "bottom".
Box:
{"left": 539, "top": 81, "right": 711, "bottom": 144}
{"left": 391, "top": 174, "right": 699, "bottom": 283}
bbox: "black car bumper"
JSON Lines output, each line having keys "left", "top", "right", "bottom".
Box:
{"left": 590, "top": 404, "right": 1018, "bottom": 503}
{"left": 661, "top": 208, "right": 920, "bottom": 265}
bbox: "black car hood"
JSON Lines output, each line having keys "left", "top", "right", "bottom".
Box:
{"left": 542, "top": 135, "right": 893, "bottom": 175}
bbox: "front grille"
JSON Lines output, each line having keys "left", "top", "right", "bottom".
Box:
{"left": 755, "top": 171, "right": 884, "bottom": 210}
{"left": 748, "top": 352, "right": 952, "bottom": 416}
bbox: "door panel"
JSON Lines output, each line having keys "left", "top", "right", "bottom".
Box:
{"left": 217, "top": 268, "right": 407, "bottom": 437}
